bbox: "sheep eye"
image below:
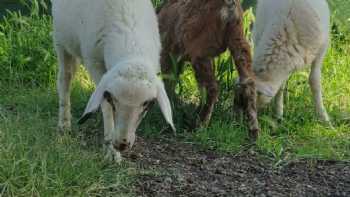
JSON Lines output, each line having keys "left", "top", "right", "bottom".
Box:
{"left": 258, "top": 68, "right": 265, "bottom": 73}
{"left": 142, "top": 100, "right": 155, "bottom": 108}
{"left": 140, "top": 100, "right": 156, "bottom": 118}
{"left": 142, "top": 101, "right": 150, "bottom": 108}
{"left": 104, "top": 91, "right": 117, "bottom": 111}
{"left": 104, "top": 92, "right": 113, "bottom": 104}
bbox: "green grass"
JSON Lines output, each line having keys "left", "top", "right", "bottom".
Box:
{"left": 0, "top": 86, "right": 135, "bottom": 196}
{"left": 0, "top": 0, "right": 350, "bottom": 196}
{"left": 329, "top": 0, "right": 350, "bottom": 33}
{"left": 0, "top": 3, "right": 55, "bottom": 87}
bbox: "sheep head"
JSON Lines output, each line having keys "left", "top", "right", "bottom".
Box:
{"left": 254, "top": 67, "right": 289, "bottom": 108}
{"left": 181, "top": 0, "right": 241, "bottom": 22}
{"left": 220, "top": 0, "right": 241, "bottom": 22}
{"left": 78, "top": 62, "right": 175, "bottom": 152}
{"left": 255, "top": 79, "right": 275, "bottom": 107}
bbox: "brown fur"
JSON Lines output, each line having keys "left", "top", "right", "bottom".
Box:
{"left": 158, "top": 0, "right": 260, "bottom": 137}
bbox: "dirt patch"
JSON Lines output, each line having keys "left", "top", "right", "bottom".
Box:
{"left": 127, "top": 137, "right": 350, "bottom": 197}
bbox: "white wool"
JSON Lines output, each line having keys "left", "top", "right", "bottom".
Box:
{"left": 253, "top": 0, "right": 330, "bottom": 95}
{"left": 52, "top": 0, "right": 174, "bottom": 162}
{"left": 52, "top": 0, "right": 161, "bottom": 75}
{"left": 253, "top": 0, "right": 332, "bottom": 123}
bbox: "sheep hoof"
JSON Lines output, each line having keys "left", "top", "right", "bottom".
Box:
{"left": 57, "top": 123, "right": 71, "bottom": 134}
{"left": 248, "top": 127, "right": 260, "bottom": 141}
{"left": 317, "top": 110, "right": 333, "bottom": 128}
{"left": 273, "top": 115, "right": 284, "bottom": 123}
{"left": 323, "top": 120, "right": 334, "bottom": 129}
{"left": 104, "top": 145, "right": 122, "bottom": 163}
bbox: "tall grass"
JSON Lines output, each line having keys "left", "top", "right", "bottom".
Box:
{"left": 329, "top": 0, "right": 350, "bottom": 34}
{"left": 0, "top": 1, "right": 55, "bottom": 88}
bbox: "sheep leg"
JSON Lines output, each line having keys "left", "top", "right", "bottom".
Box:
{"left": 309, "top": 51, "right": 331, "bottom": 124}
{"left": 234, "top": 77, "right": 259, "bottom": 139}
{"left": 101, "top": 99, "right": 122, "bottom": 162}
{"left": 192, "top": 58, "right": 219, "bottom": 127}
{"left": 85, "top": 61, "right": 122, "bottom": 162}
{"left": 228, "top": 19, "right": 260, "bottom": 138}
{"left": 57, "top": 48, "right": 78, "bottom": 133}
{"left": 231, "top": 53, "right": 259, "bottom": 138}
{"left": 274, "top": 83, "right": 286, "bottom": 121}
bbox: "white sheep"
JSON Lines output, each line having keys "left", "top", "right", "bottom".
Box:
{"left": 52, "top": 0, "right": 175, "bottom": 162}
{"left": 253, "top": 0, "right": 331, "bottom": 124}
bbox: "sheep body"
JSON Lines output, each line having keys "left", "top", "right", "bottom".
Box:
{"left": 52, "top": 0, "right": 161, "bottom": 70}
{"left": 158, "top": 0, "right": 260, "bottom": 137}
{"left": 52, "top": 0, "right": 174, "bottom": 162}
{"left": 253, "top": 0, "right": 331, "bottom": 122}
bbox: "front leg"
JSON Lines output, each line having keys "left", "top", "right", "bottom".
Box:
{"left": 56, "top": 48, "right": 78, "bottom": 133}
{"left": 273, "top": 83, "right": 286, "bottom": 121}
{"left": 192, "top": 58, "right": 219, "bottom": 128}
{"left": 234, "top": 78, "right": 259, "bottom": 139}
{"left": 309, "top": 57, "right": 331, "bottom": 124}
{"left": 84, "top": 60, "right": 122, "bottom": 162}
{"left": 228, "top": 18, "right": 260, "bottom": 139}
{"left": 101, "top": 100, "right": 122, "bottom": 163}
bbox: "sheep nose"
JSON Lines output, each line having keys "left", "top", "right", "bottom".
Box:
{"left": 113, "top": 141, "right": 130, "bottom": 152}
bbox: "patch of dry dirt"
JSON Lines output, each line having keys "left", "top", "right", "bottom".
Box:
{"left": 126, "top": 137, "right": 350, "bottom": 197}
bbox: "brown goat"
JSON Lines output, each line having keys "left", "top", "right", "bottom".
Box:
{"left": 158, "top": 0, "right": 259, "bottom": 138}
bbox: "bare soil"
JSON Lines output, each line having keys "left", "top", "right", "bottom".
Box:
{"left": 126, "top": 137, "right": 350, "bottom": 197}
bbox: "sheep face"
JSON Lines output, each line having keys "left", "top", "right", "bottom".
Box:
{"left": 78, "top": 66, "right": 175, "bottom": 152}
{"left": 102, "top": 83, "right": 156, "bottom": 151}
{"left": 253, "top": 47, "right": 293, "bottom": 108}
{"left": 254, "top": 65, "right": 291, "bottom": 109}
{"left": 256, "top": 76, "right": 277, "bottom": 108}
{"left": 220, "top": 0, "right": 240, "bottom": 22}
{"left": 256, "top": 92, "right": 273, "bottom": 107}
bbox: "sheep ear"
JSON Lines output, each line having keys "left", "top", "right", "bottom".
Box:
{"left": 78, "top": 82, "right": 107, "bottom": 124}
{"left": 156, "top": 81, "right": 176, "bottom": 132}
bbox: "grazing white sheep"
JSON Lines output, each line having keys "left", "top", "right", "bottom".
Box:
{"left": 253, "top": 0, "right": 331, "bottom": 123}
{"left": 52, "top": 0, "right": 175, "bottom": 162}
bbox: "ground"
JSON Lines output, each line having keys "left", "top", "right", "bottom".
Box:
{"left": 130, "top": 136, "right": 350, "bottom": 197}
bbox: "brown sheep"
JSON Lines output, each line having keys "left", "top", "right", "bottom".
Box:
{"left": 158, "top": 0, "right": 260, "bottom": 138}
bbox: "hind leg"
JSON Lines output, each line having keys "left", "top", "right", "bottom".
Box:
{"left": 309, "top": 45, "right": 331, "bottom": 124}
{"left": 56, "top": 47, "right": 79, "bottom": 133}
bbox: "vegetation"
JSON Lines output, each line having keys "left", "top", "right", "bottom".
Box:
{"left": 0, "top": 1, "right": 349, "bottom": 196}
{"left": 0, "top": 1, "right": 54, "bottom": 87}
